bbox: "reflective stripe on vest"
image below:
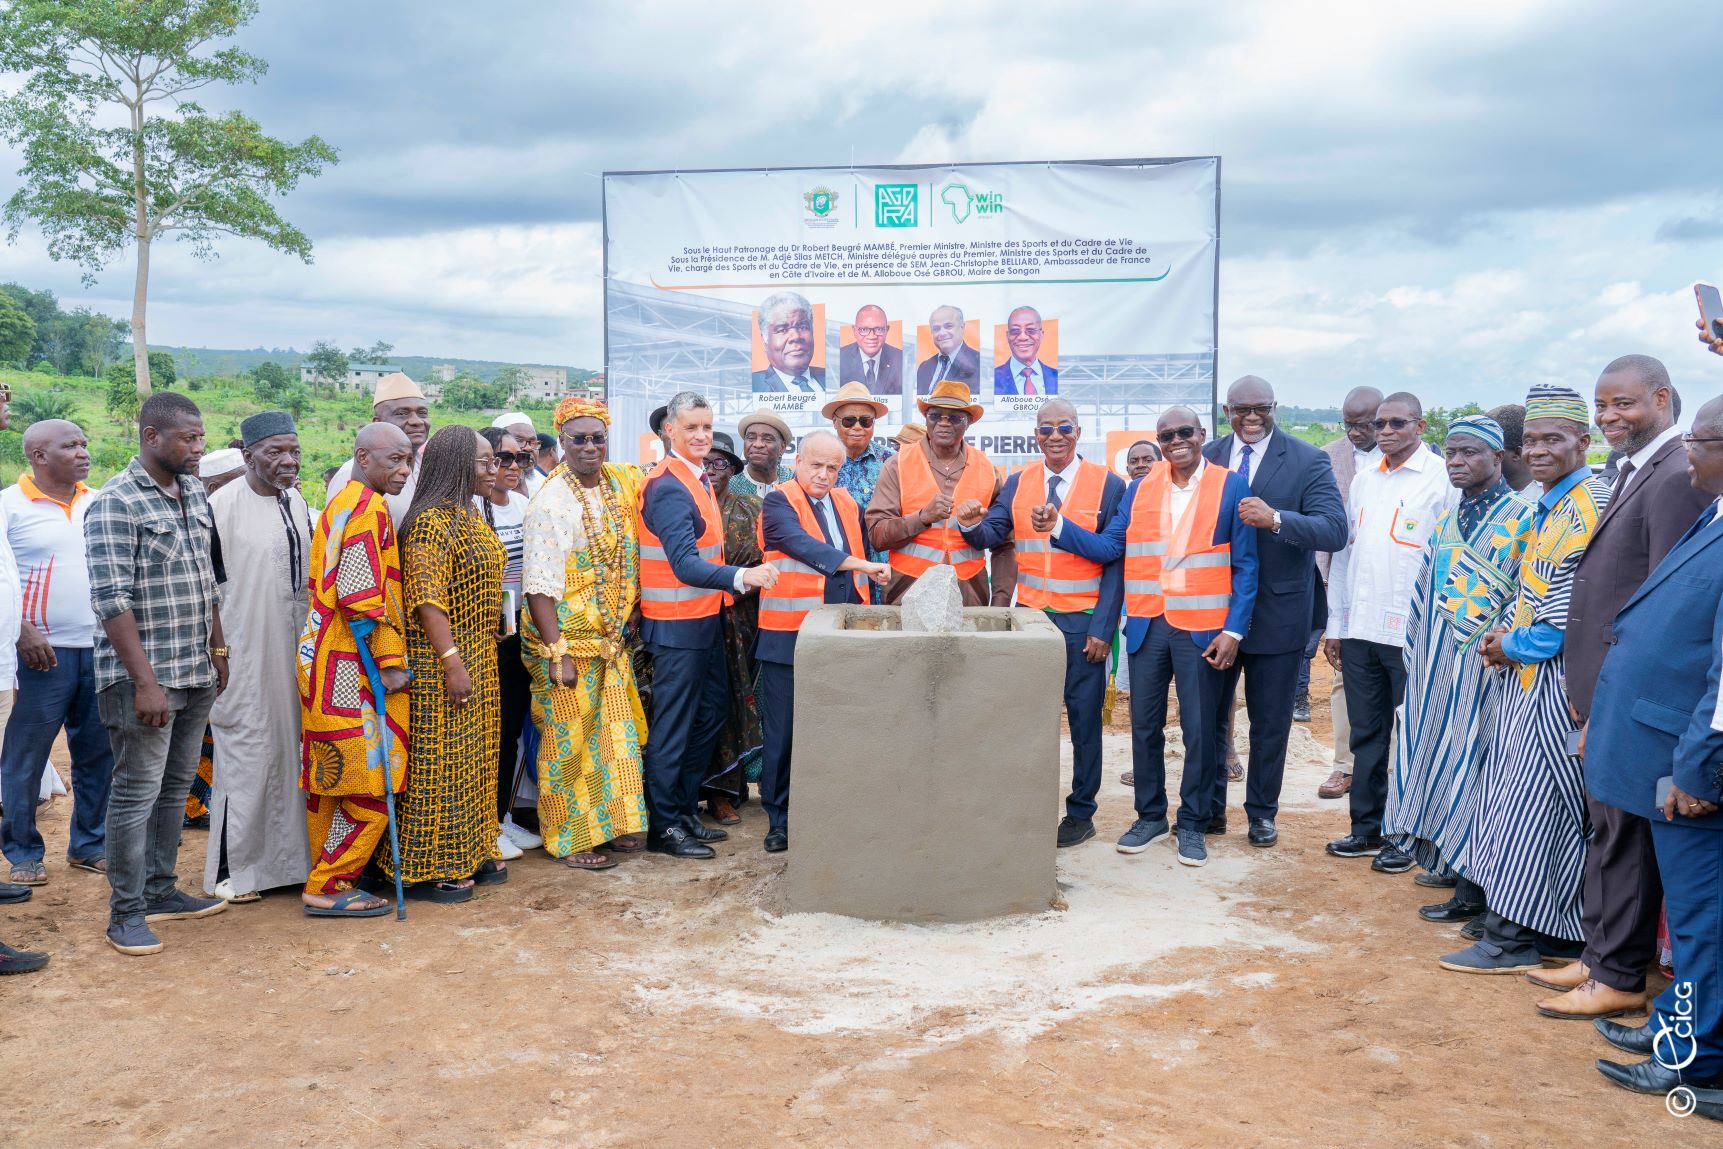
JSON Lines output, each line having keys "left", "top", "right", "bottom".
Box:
{"left": 1122, "top": 461, "right": 1233, "bottom": 631}
{"left": 634, "top": 455, "right": 732, "bottom": 620}
{"left": 1010, "top": 459, "right": 1106, "bottom": 612}
{"left": 890, "top": 441, "right": 995, "bottom": 581}
{"left": 758, "top": 481, "right": 868, "bottom": 632}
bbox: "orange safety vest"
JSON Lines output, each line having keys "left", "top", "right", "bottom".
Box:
{"left": 757, "top": 481, "right": 868, "bottom": 632}
{"left": 635, "top": 454, "right": 733, "bottom": 620}
{"left": 1011, "top": 460, "right": 1107, "bottom": 612}
{"left": 1122, "top": 461, "right": 1233, "bottom": 632}
{"left": 891, "top": 441, "right": 995, "bottom": 581}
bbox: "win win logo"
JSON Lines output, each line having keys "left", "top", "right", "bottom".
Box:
{"left": 874, "top": 183, "right": 919, "bottom": 228}
{"left": 940, "top": 181, "right": 1004, "bottom": 223}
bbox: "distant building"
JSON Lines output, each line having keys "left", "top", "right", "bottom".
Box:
{"left": 301, "top": 362, "right": 400, "bottom": 394}
{"left": 512, "top": 366, "right": 568, "bottom": 402}
{"left": 429, "top": 364, "right": 458, "bottom": 382}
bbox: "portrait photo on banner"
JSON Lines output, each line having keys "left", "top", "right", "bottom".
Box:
{"left": 836, "top": 303, "right": 904, "bottom": 397}
{"left": 914, "top": 304, "right": 982, "bottom": 396}
{"left": 992, "top": 308, "right": 1060, "bottom": 417}
{"left": 750, "top": 290, "right": 828, "bottom": 411}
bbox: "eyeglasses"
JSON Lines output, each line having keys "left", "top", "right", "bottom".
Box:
{"left": 562, "top": 432, "right": 606, "bottom": 446}
{"left": 853, "top": 326, "right": 888, "bottom": 337}
{"left": 703, "top": 457, "right": 733, "bottom": 472}
{"left": 1683, "top": 434, "right": 1723, "bottom": 445}
{"left": 1228, "top": 404, "right": 1274, "bottom": 418}
{"left": 1157, "top": 425, "right": 1199, "bottom": 444}
{"left": 925, "top": 409, "right": 968, "bottom": 425}
{"left": 1343, "top": 421, "right": 1374, "bottom": 432}
{"left": 495, "top": 451, "right": 534, "bottom": 468}
{"left": 476, "top": 456, "right": 501, "bottom": 471}
{"left": 838, "top": 414, "right": 875, "bottom": 428}
{"left": 1035, "top": 423, "right": 1077, "bottom": 438}
{"left": 1372, "top": 417, "right": 1417, "bottom": 431}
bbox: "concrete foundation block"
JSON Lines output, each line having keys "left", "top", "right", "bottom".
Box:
{"left": 786, "top": 605, "right": 1065, "bottom": 922}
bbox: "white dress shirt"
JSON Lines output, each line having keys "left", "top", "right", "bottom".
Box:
{"left": 671, "top": 448, "right": 749, "bottom": 595}
{"left": 1325, "top": 446, "right": 1460, "bottom": 647}
{"left": 1614, "top": 424, "right": 1681, "bottom": 496}
{"left": 1010, "top": 359, "right": 1048, "bottom": 394}
{"left": 1043, "top": 455, "right": 1083, "bottom": 503}
{"left": 768, "top": 366, "right": 818, "bottom": 393}
{"left": 1228, "top": 430, "right": 1274, "bottom": 486}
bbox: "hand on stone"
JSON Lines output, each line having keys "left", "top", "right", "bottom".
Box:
{"left": 1029, "top": 503, "right": 1059, "bottom": 533}
{"left": 742, "top": 564, "right": 779, "bottom": 590}
{"left": 954, "top": 499, "right": 986, "bottom": 529}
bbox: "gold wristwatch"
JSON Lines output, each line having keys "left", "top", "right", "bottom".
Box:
{"left": 209, "top": 646, "right": 230, "bottom": 657}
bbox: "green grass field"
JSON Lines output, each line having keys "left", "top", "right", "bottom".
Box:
{"left": 0, "top": 367, "right": 555, "bottom": 507}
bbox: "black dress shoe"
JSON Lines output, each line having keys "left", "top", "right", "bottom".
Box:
{"left": 1205, "top": 814, "right": 1228, "bottom": 836}
{"left": 1371, "top": 845, "right": 1415, "bottom": 874}
{"left": 1326, "top": 833, "right": 1386, "bottom": 857}
{"left": 1418, "top": 897, "right": 1484, "bottom": 923}
{"left": 1247, "top": 818, "right": 1277, "bottom": 847}
{"left": 1594, "top": 1018, "right": 1654, "bottom": 1056}
{"left": 1460, "top": 917, "right": 1485, "bottom": 940}
{"left": 1596, "top": 1056, "right": 1723, "bottom": 1095}
{"left": 648, "top": 826, "right": 715, "bottom": 859}
{"left": 1413, "top": 870, "right": 1458, "bottom": 889}
{"left": 1057, "top": 817, "right": 1096, "bottom": 848}
{"left": 684, "top": 817, "right": 728, "bottom": 844}
{"left": 763, "top": 829, "right": 787, "bottom": 853}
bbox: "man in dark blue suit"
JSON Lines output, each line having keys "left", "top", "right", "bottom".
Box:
{"left": 1050, "top": 407, "right": 1257, "bottom": 868}
{"left": 957, "top": 398, "right": 1126, "bottom": 848}
{"left": 755, "top": 431, "right": 890, "bottom": 853}
{"left": 637, "top": 392, "right": 780, "bottom": 859}
{"left": 993, "top": 306, "right": 1058, "bottom": 395}
{"left": 1583, "top": 395, "right": 1723, "bottom": 1110}
{"left": 1202, "top": 375, "right": 1348, "bottom": 846}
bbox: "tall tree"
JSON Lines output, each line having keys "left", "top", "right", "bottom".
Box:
{"left": 302, "top": 339, "right": 347, "bottom": 394}
{"left": 0, "top": 1, "right": 338, "bottom": 395}
{"left": 347, "top": 339, "right": 393, "bottom": 365}
{"left": 0, "top": 293, "right": 35, "bottom": 365}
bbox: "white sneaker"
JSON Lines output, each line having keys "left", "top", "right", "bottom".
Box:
{"left": 212, "top": 878, "right": 261, "bottom": 904}
{"left": 501, "top": 818, "right": 543, "bottom": 850}
{"left": 496, "top": 830, "right": 524, "bottom": 860}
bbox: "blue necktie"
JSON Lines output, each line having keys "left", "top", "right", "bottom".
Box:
{"left": 1047, "top": 474, "right": 1064, "bottom": 511}
{"left": 791, "top": 375, "right": 812, "bottom": 393}
{"left": 813, "top": 498, "right": 839, "bottom": 546}
{"left": 1238, "top": 443, "right": 1254, "bottom": 485}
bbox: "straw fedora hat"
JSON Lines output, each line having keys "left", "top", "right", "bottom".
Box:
{"left": 820, "top": 380, "right": 890, "bottom": 420}
{"left": 737, "top": 407, "right": 794, "bottom": 444}
{"left": 891, "top": 422, "right": 927, "bottom": 448}
{"left": 916, "top": 379, "right": 984, "bottom": 423}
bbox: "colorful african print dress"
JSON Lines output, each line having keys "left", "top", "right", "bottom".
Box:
{"left": 386, "top": 504, "right": 505, "bottom": 883}
{"left": 705, "top": 489, "right": 765, "bottom": 795}
{"left": 298, "top": 481, "right": 410, "bottom": 895}
{"left": 1385, "top": 482, "right": 1534, "bottom": 876}
{"left": 520, "top": 464, "right": 649, "bottom": 856}
{"left": 1470, "top": 472, "right": 1612, "bottom": 939}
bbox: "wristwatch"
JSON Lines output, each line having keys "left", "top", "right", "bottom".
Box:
{"left": 209, "top": 645, "right": 230, "bottom": 658}
{"left": 1271, "top": 510, "right": 1283, "bottom": 534}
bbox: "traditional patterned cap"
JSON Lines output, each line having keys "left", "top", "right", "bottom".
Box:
{"left": 1524, "top": 384, "right": 1590, "bottom": 425}
{"left": 554, "top": 396, "right": 610, "bottom": 427}
{"left": 240, "top": 410, "right": 296, "bottom": 447}
{"left": 1445, "top": 414, "right": 1504, "bottom": 450}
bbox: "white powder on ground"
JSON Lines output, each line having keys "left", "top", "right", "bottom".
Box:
{"left": 624, "top": 734, "right": 1332, "bottom": 1048}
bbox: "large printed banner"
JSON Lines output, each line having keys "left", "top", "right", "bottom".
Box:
{"left": 603, "top": 159, "right": 1219, "bottom": 468}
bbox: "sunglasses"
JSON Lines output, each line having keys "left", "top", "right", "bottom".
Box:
{"left": 495, "top": 451, "right": 535, "bottom": 467}
{"left": 1156, "top": 425, "right": 1199, "bottom": 444}
{"left": 1228, "top": 403, "right": 1274, "bottom": 418}
{"left": 563, "top": 432, "right": 607, "bottom": 446}
{"left": 1372, "top": 417, "right": 1417, "bottom": 431}
{"left": 925, "top": 410, "right": 968, "bottom": 425}
{"left": 1035, "top": 423, "right": 1076, "bottom": 438}
{"left": 838, "top": 414, "right": 875, "bottom": 428}
{"left": 703, "top": 457, "right": 733, "bottom": 471}
{"left": 1683, "top": 434, "right": 1723, "bottom": 445}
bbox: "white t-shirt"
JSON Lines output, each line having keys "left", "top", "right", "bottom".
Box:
{"left": 478, "top": 491, "right": 530, "bottom": 593}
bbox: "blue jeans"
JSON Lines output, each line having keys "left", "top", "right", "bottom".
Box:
{"left": 1, "top": 647, "right": 114, "bottom": 865}
{"left": 97, "top": 681, "right": 217, "bottom": 921}
{"left": 1294, "top": 627, "right": 1323, "bottom": 697}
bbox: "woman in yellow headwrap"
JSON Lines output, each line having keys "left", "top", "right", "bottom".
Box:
{"left": 519, "top": 398, "right": 648, "bottom": 869}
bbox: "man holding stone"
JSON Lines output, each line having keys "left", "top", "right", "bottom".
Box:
{"left": 958, "top": 398, "right": 1126, "bottom": 849}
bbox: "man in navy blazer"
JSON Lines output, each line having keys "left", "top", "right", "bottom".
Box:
{"left": 756, "top": 432, "right": 890, "bottom": 853}
{"left": 638, "top": 392, "right": 779, "bottom": 859}
{"left": 1583, "top": 395, "right": 1723, "bottom": 1104}
{"left": 1050, "top": 407, "right": 1257, "bottom": 868}
{"left": 1202, "top": 376, "right": 1348, "bottom": 847}
{"left": 958, "top": 398, "right": 1127, "bottom": 848}
{"left": 993, "top": 306, "right": 1058, "bottom": 395}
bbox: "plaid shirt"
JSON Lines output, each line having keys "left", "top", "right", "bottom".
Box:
{"left": 84, "top": 456, "right": 221, "bottom": 692}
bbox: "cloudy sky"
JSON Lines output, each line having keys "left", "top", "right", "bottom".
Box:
{"left": 5, "top": 0, "right": 1723, "bottom": 411}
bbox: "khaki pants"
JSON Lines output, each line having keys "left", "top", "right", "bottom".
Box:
{"left": 1331, "top": 671, "right": 1352, "bottom": 770}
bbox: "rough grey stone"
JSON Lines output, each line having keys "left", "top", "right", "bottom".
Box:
{"left": 900, "top": 564, "right": 965, "bottom": 633}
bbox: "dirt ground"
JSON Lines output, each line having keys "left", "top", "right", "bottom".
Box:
{"left": 1, "top": 659, "right": 1713, "bottom": 1148}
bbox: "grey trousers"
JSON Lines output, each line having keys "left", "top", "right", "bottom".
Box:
{"left": 98, "top": 681, "right": 217, "bottom": 922}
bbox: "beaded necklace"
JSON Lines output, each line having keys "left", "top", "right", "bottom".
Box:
{"left": 569, "top": 467, "right": 628, "bottom": 665}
